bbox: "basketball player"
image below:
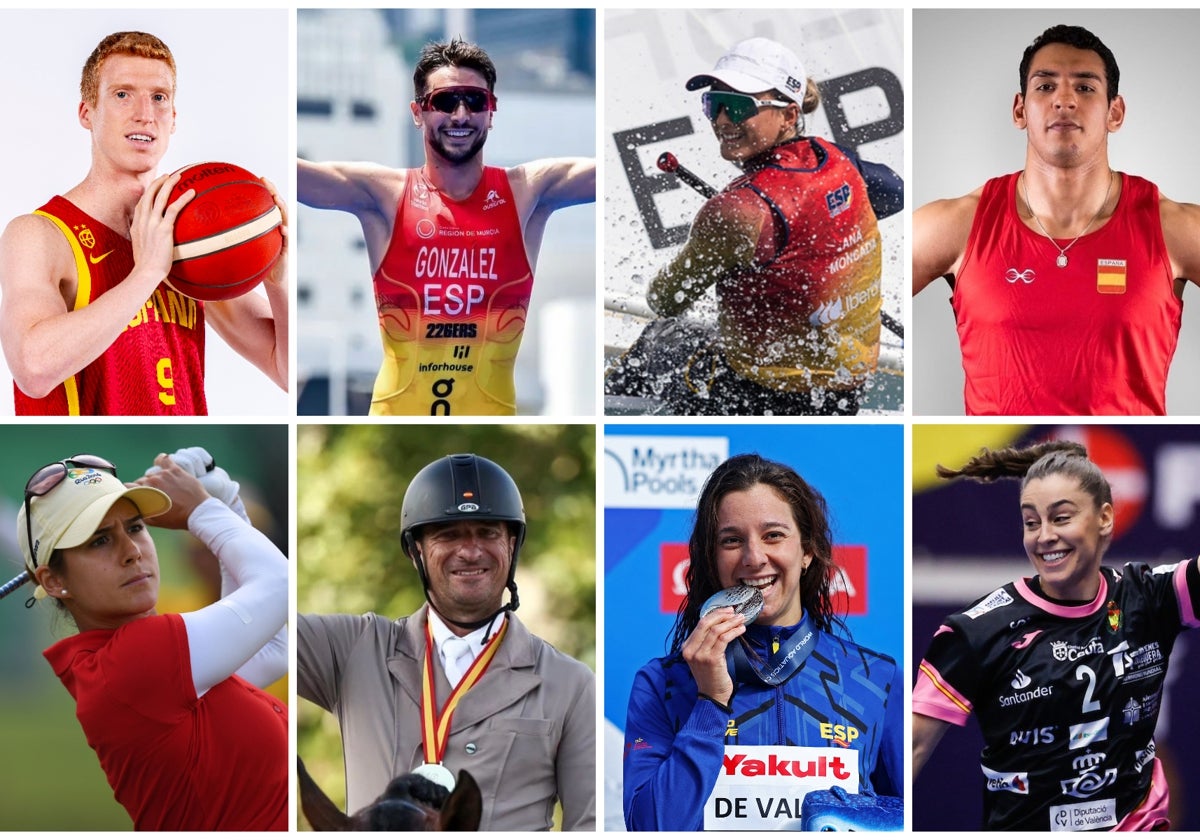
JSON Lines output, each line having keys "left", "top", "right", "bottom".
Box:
{"left": 0, "top": 31, "right": 288, "bottom": 416}
{"left": 298, "top": 38, "right": 595, "bottom": 416}
{"left": 912, "top": 24, "right": 1200, "bottom": 416}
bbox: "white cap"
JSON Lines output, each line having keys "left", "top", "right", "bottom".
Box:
{"left": 686, "top": 37, "right": 808, "bottom": 102}
{"left": 17, "top": 467, "right": 170, "bottom": 573}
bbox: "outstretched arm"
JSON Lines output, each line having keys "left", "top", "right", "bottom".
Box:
{"left": 646, "top": 191, "right": 767, "bottom": 317}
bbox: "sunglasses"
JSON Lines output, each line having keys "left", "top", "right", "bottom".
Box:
{"left": 417, "top": 86, "right": 497, "bottom": 114}
{"left": 24, "top": 454, "right": 118, "bottom": 567}
{"left": 701, "top": 91, "right": 791, "bottom": 124}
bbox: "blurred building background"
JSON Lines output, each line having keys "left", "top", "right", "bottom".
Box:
{"left": 0, "top": 424, "right": 287, "bottom": 830}
{"left": 297, "top": 9, "right": 597, "bottom": 416}
{"left": 913, "top": 424, "right": 1200, "bottom": 831}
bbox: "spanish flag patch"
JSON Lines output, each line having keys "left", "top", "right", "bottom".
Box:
{"left": 1097, "top": 259, "right": 1127, "bottom": 294}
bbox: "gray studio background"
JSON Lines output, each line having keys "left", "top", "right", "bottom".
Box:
{"left": 913, "top": 9, "right": 1200, "bottom": 416}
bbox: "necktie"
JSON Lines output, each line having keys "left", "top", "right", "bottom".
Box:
{"left": 442, "top": 636, "right": 474, "bottom": 687}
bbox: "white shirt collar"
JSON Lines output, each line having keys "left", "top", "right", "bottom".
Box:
{"left": 426, "top": 607, "right": 507, "bottom": 665}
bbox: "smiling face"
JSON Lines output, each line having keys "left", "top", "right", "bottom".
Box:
{"left": 411, "top": 65, "right": 493, "bottom": 166}
{"left": 1013, "top": 42, "right": 1124, "bottom": 168}
{"left": 714, "top": 483, "right": 812, "bottom": 626}
{"left": 416, "top": 519, "right": 514, "bottom": 626}
{"left": 79, "top": 54, "right": 176, "bottom": 176}
{"left": 1020, "top": 473, "right": 1113, "bottom": 601}
{"left": 37, "top": 498, "right": 160, "bottom": 632}
{"left": 707, "top": 81, "right": 798, "bottom": 164}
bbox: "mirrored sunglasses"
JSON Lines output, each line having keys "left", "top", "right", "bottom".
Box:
{"left": 701, "top": 91, "right": 791, "bottom": 124}
{"left": 24, "top": 454, "right": 118, "bottom": 567}
{"left": 418, "top": 86, "right": 497, "bottom": 114}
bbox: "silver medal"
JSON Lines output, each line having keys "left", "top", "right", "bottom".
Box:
{"left": 413, "top": 762, "right": 456, "bottom": 792}
{"left": 700, "top": 584, "right": 763, "bottom": 623}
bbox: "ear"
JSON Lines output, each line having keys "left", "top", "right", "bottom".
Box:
{"left": 439, "top": 770, "right": 483, "bottom": 831}
{"left": 79, "top": 100, "right": 92, "bottom": 130}
{"left": 297, "top": 757, "right": 353, "bottom": 831}
{"left": 1098, "top": 502, "right": 1115, "bottom": 539}
{"left": 1107, "top": 94, "right": 1126, "bottom": 133}
{"left": 34, "top": 565, "right": 67, "bottom": 600}
{"left": 410, "top": 99, "right": 422, "bottom": 127}
{"left": 1012, "top": 92, "right": 1027, "bottom": 129}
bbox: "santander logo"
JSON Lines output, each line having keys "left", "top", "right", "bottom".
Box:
{"left": 722, "top": 752, "right": 851, "bottom": 780}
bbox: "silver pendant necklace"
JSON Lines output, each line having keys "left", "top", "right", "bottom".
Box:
{"left": 1021, "top": 171, "right": 1114, "bottom": 268}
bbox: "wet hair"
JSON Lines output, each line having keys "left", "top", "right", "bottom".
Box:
{"left": 667, "top": 453, "right": 843, "bottom": 652}
{"left": 937, "top": 440, "right": 1112, "bottom": 508}
{"left": 1019, "top": 24, "right": 1120, "bottom": 103}
{"left": 80, "top": 31, "right": 176, "bottom": 107}
{"left": 413, "top": 38, "right": 497, "bottom": 100}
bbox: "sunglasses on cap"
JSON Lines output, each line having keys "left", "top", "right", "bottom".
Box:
{"left": 417, "top": 86, "right": 497, "bottom": 114}
{"left": 24, "top": 454, "right": 117, "bottom": 567}
{"left": 701, "top": 91, "right": 792, "bottom": 125}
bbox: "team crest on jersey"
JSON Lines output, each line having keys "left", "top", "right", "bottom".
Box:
{"left": 966, "top": 588, "right": 1013, "bottom": 619}
{"left": 1050, "top": 637, "right": 1103, "bottom": 662}
{"left": 825, "top": 183, "right": 852, "bottom": 217}
{"left": 1106, "top": 600, "right": 1121, "bottom": 633}
{"left": 74, "top": 223, "right": 97, "bottom": 249}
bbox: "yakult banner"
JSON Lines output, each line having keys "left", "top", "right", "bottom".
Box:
{"left": 604, "top": 424, "right": 903, "bottom": 757}
{"left": 705, "top": 746, "right": 860, "bottom": 830}
{"left": 603, "top": 8, "right": 905, "bottom": 349}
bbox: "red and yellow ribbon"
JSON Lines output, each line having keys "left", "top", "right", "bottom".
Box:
{"left": 420, "top": 617, "right": 509, "bottom": 765}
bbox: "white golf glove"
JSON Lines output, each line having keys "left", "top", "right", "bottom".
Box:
{"left": 145, "top": 446, "right": 250, "bottom": 524}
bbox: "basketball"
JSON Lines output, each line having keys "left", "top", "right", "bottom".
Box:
{"left": 166, "top": 162, "right": 284, "bottom": 301}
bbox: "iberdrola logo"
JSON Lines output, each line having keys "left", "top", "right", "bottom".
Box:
{"left": 1106, "top": 600, "right": 1122, "bottom": 633}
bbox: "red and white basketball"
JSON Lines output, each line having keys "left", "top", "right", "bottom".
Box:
{"left": 166, "top": 162, "right": 283, "bottom": 301}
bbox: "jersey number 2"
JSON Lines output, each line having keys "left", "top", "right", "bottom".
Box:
{"left": 1075, "top": 664, "right": 1101, "bottom": 714}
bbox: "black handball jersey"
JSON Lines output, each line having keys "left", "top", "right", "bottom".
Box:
{"left": 914, "top": 562, "right": 1200, "bottom": 831}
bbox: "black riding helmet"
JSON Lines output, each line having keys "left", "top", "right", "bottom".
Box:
{"left": 401, "top": 454, "right": 526, "bottom": 625}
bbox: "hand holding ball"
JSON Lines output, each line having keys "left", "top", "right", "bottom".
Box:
{"left": 166, "top": 162, "right": 283, "bottom": 301}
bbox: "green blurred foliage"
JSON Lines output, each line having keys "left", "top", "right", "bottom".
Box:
{"left": 296, "top": 423, "right": 596, "bottom": 819}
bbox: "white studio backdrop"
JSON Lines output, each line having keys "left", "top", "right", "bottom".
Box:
{"left": 0, "top": 9, "right": 290, "bottom": 417}
{"left": 913, "top": 9, "right": 1200, "bottom": 416}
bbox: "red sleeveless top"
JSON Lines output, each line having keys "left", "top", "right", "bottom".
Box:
{"left": 954, "top": 172, "right": 1180, "bottom": 415}
{"left": 370, "top": 167, "right": 534, "bottom": 415}
{"left": 16, "top": 196, "right": 206, "bottom": 415}
{"left": 720, "top": 138, "right": 881, "bottom": 391}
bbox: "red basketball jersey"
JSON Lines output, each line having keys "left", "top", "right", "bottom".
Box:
{"left": 15, "top": 196, "right": 207, "bottom": 415}
{"left": 369, "top": 167, "right": 534, "bottom": 416}
{"left": 954, "top": 172, "right": 1180, "bottom": 415}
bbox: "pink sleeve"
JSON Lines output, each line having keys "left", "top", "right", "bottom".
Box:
{"left": 913, "top": 660, "right": 973, "bottom": 727}
{"left": 1174, "top": 559, "right": 1200, "bottom": 628}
